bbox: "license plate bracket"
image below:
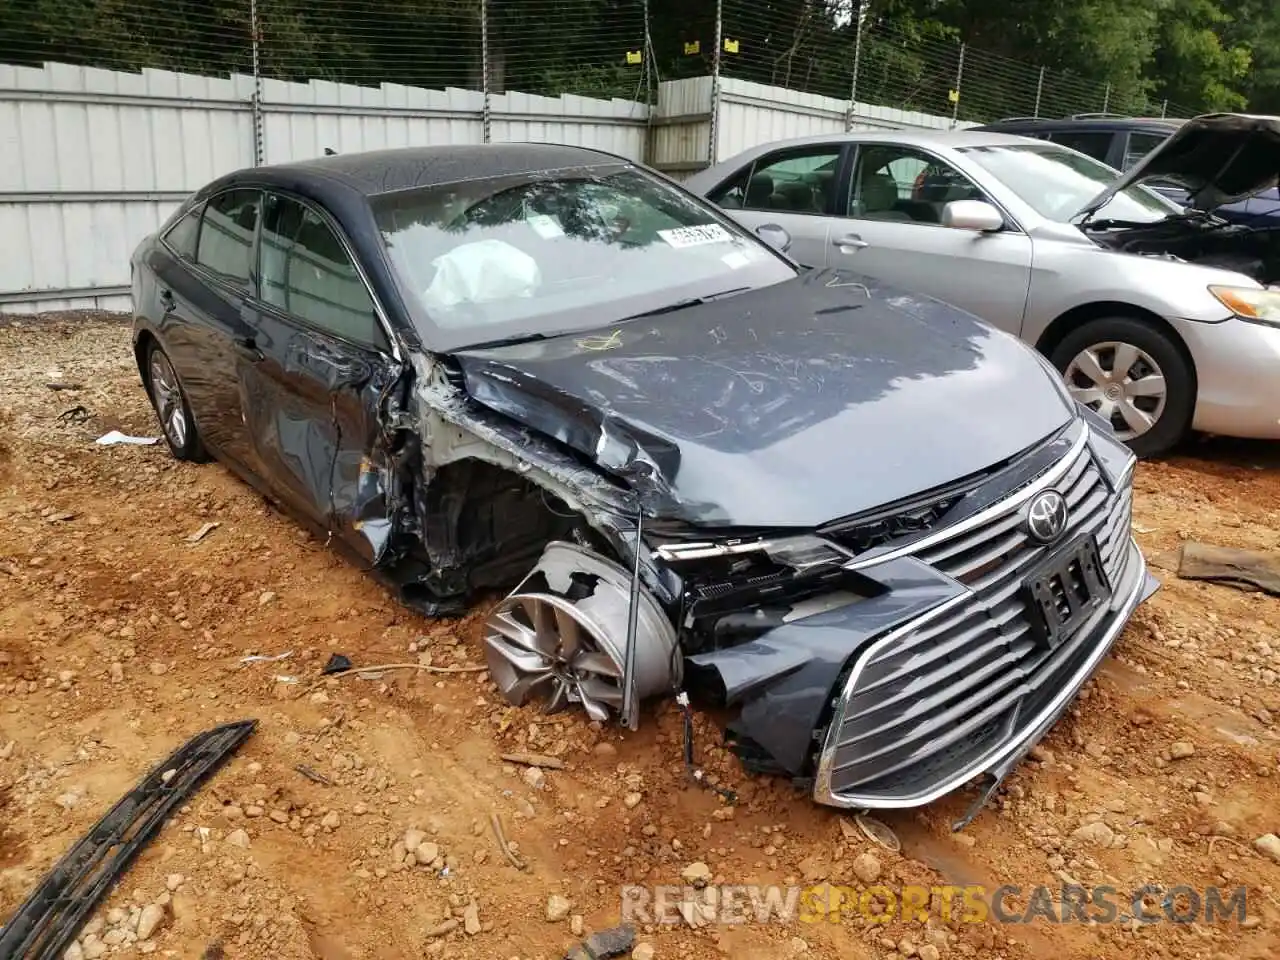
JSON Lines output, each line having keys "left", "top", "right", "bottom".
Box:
{"left": 1022, "top": 534, "right": 1111, "bottom": 649}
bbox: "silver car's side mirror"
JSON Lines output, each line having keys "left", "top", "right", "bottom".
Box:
{"left": 755, "top": 223, "right": 792, "bottom": 253}
{"left": 941, "top": 199, "right": 1004, "bottom": 232}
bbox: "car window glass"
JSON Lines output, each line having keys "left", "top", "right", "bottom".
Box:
{"left": 708, "top": 167, "right": 751, "bottom": 209}
{"left": 1123, "top": 132, "right": 1168, "bottom": 170}
{"left": 850, "top": 144, "right": 984, "bottom": 224}
{"left": 1046, "top": 131, "right": 1114, "bottom": 163}
{"left": 260, "top": 193, "right": 388, "bottom": 352}
{"left": 163, "top": 205, "right": 203, "bottom": 261}
{"left": 195, "top": 190, "right": 259, "bottom": 291}
{"left": 738, "top": 148, "right": 841, "bottom": 215}
{"left": 373, "top": 166, "right": 794, "bottom": 351}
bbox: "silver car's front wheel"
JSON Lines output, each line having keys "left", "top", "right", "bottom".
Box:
{"left": 1048, "top": 316, "right": 1194, "bottom": 459}
{"left": 1064, "top": 340, "right": 1167, "bottom": 442}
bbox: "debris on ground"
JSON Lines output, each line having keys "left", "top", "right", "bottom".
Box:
{"left": 93, "top": 429, "right": 157, "bottom": 445}
{"left": 562, "top": 923, "right": 636, "bottom": 960}
{"left": 1176, "top": 540, "right": 1280, "bottom": 595}
{"left": 184, "top": 521, "right": 220, "bottom": 543}
{"left": 321, "top": 652, "right": 353, "bottom": 675}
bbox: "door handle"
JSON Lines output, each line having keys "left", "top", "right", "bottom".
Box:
{"left": 233, "top": 336, "right": 264, "bottom": 363}
{"left": 159, "top": 289, "right": 176, "bottom": 311}
{"left": 833, "top": 234, "right": 869, "bottom": 250}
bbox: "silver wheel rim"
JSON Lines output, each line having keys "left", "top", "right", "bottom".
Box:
{"left": 148, "top": 351, "right": 188, "bottom": 449}
{"left": 1064, "top": 340, "right": 1167, "bottom": 441}
{"left": 485, "top": 592, "right": 625, "bottom": 722}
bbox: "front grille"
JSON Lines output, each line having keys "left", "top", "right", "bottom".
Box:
{"left": 824, "top": 433, "right": 1135, "bottom": 802}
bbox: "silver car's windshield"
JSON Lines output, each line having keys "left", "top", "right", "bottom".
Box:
{"left": 371, "top": 165, "right": 796, "bottom": 351}
{"left": 959, "top": 143, "right": 1182, "bottom": 224}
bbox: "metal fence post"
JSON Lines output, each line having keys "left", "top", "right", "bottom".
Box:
{"left": 250, "top": 0, "right": 264, "bottom": 165}
{"left": 950, "top": 43, "right": 965, "bottom": 128}
{"left": 481, "top": 0, "right": 491, "bottom": 143}
{"left": 1033, "top": 66, "right": 1045, "bottom": 118}
{"left": 708, "top": 0, "right": 723, "bottom": 166}
{"left": 1161, "top": 99, "right": 1168, "bottom": 118}
{"left": 1102, "top": 82, "right": 1111, "bottom": 114}
{"left": 844, "top": 0, "right": 868, "bottom": 131}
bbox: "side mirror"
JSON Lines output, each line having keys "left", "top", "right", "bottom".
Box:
{"left": 755, "top": 223, "right": 792, "bottom": 253}
{"left": 941, "top": 199, "right": 1004, "bottom": 232}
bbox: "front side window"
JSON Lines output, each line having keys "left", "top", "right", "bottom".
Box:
{"left": 196, "top": 189, "right": 259, "bottom": 291}
{"left": 850, "top": 144, "right": 985, "bottom": 224}
{"left": 260, "top": 193, "right": 387, "bottom": 351}
{"left": 373, "top": 165, "right": 796, "bottom": 351}
{"left": 960, "top": 143, "right": 1182, "bottom": 223}
{"left": 740, "top": 148, "right": 841, "bottom": 215}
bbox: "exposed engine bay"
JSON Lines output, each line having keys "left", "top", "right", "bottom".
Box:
{"left": 1085, "top": 214, "right": 1280, "bottom": 286}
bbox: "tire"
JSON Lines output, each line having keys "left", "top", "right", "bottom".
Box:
{"left": 144, "top": 341, "right": 208, "bottom": 462}
{"left": 1047, "top": 316, "right": 1194, "bottom": 459}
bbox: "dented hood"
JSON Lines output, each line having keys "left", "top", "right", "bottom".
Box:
{"left": 452, "top": 269, "right": 1075, "bottom": 527}
{"left": 1078, "top": 113, "right": 1280, "bottom": 220}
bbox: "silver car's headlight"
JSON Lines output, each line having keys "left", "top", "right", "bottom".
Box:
{"left": 1208, "top": 285, "right": 1280, "bottom": 326}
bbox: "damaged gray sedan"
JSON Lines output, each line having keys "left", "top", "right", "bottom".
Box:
{"left": 130, "top": 143, "right": 1157, "bottom": 817}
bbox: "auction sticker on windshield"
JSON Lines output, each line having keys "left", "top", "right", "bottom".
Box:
{"left": 658, "top": 224, "right": 733, "bottom": 248}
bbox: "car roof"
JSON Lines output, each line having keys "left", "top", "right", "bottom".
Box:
{"left": 219, "top": 143, "right": 624, "bottom": 199}
{"left": 973, "top": 117, "right": 1184, "bottom": 133}
{"left": 718, "top": 128, "right": 1049, "bottom": 156}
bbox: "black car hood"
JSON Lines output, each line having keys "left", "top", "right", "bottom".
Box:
{"left": 452, "top": 269, "right": 1075, "bottom": 528}
{"left": 1078, "top": 113, "right": 1280, "bottom": 219}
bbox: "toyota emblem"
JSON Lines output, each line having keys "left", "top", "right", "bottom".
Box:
{"left": 1025, "top": 490, "right": 1069, "bottom": 544}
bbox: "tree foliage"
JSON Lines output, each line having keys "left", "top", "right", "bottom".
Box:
{"left": 0, "top": 0, "right": 1276, "bottom": 117}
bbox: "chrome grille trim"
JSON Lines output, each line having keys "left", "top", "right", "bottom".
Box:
{"left": 814, "top": 423, "right": 1143, "bottom": 808}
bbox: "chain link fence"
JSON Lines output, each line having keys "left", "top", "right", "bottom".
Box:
{"left": 0, "top": 0, "right": 1196, "bottom": 123}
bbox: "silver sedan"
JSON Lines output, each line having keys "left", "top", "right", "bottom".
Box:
{"left": 686, "top": 126, "right": 1280, "bottom": 456}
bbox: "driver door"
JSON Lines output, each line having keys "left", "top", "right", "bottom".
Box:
{"left": 826, "top": 143, "right": 1033, "bottom": 335}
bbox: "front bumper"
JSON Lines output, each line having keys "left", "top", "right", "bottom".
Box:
{"left": 810, "top": 423, "right": 1147, "bottom": 809}
{"left": 1172, "top": 314, "right": 1280, "bottom": 440}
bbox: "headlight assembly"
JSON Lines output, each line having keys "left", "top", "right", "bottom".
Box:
{"left": 1208, "top": 285, "right": 1280, "bottom": 326}
{"left": 653, "top": 534, "right": 851, "bottom": 572}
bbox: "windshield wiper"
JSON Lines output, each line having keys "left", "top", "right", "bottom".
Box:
{"left": 620, "top": 286, "right": 752, "bottom": 321}
{"left": 458, "top": 331, "right": 551, "bottom": 351}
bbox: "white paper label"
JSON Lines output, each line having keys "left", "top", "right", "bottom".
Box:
{"left": 658, "top": 224, "right": 733, "bottom": 248}
{"left": 526, "top": 214, "right": 564, "bottom": 239}
{"left": 720, "top": 250, "right": 751, "bottom": 270}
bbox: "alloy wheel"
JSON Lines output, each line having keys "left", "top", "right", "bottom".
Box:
{"left": 148, "top": 350, "right": 188, "bottom": 449}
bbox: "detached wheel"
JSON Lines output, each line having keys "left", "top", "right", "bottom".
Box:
{"left": 1048, "top": 316, "right": 1194, "bottom": 458}
{"left": 145, "top": 342, "right": 207, "bottom": 461}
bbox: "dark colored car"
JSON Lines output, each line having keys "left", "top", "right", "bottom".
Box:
{"left": 130, "top": 143, "right": 1153, "bottom": 818}
{"left": 973, "top": 114, "right": 1280, "bottom": 225}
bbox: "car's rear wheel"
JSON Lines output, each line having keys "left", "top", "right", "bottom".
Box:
{"left": 145, "top": 342, "right": 208, "bottom": 462}
{"left": 1048, "top": 316, "right": 1194, "bottom": 458}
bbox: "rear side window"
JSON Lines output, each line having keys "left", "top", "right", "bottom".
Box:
{"left": 196, "top": 189, "right": 259, "bottom": 291}
{"left": 163, "top": 204, "right": 203, "bottom": 261}
{"left": 1047, "top": 131, "right": 1114, "bottom": 164}
{"left": 1123, "top": 132, "right": 1168, "bottom": 170}
{"left": 260, "top": 193, "right": 388, "bottom": 352}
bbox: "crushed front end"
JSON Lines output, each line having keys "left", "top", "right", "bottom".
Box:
{"left": 661, "top": 416, "right": 1154, "bottom": 811}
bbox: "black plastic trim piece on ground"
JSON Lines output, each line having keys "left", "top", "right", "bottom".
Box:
{"left": 0, "top": 719, "right": 257, "bottom": 960}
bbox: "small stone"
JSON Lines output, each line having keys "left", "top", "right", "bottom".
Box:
{"left": 592, "top": 742, "right": 618, "bottom": 758}
{"left": 1169, "top": 741, "right": 1195, "bottom": 760}
{"left": 149, "top": 661, "right": 168, "bottom": 676}
{"left": 918, "top": 947, "right": 941, "bottom": 960}
{"left": 160, "top": 769, "right": 176, "bottom": 785}
{"left": 851, "top": 852, "right": 881, "bottom": 884}
{"left": 632, "top": 944, "right": 655, "bottom": 960}
{"left": 404, "top": 828, "right": 426, "bottom": 852}
{"left": 55, "top": 792, "right": 80, "bottom": 810}
{"left": 1072, "top": 821, "right": 1115, "bottom": 847}
{"left": 109, "top": 663, "right": 124, "bottom": 683}
{"left": 244, "top": 805, "right": 264, "bottom": 818}
{"left": 226, "top": 829, "right": 251, "bottom": 849}
{"left": 623, "top": 792, "right": 643, "bottom": 809}
{"left": 522, "top": 766, "right": 545, "bottom": 790}
{"left": 63, "top": 941, "right": 85, "bottom": 960}
{"left": 570, "top": 914, "right": 584, "bottom": 936}
{"left": 269, "top": 809, "right": 289, "bottom": 823}
{"left": 680, "top": 861, "right": 712, "bottom": 888}
{"left": 546, "top": 893, "right": 572, "bottom": 922}
{"left": 258, "top": 591, "right": 276, "bottom": 605}
{"left": 321, "top": 810, "right": 341, "bottom": 830}
{"left": 1254, "top": 834, "right": 1280, "bottom": 864}
{"left": 416, "top": 842, "right": 441, "bottom": 865}
{"left": 165, "top": 874, "right": 184, "bottom": 892}
{"left": 82, "top": 939, "right": 107, "bottom": 960}
{"left": 136, "top": 903, "right": 168, "bottom": 940}
{"left": 463, "top": 901, "right": 481, "bottom": 935}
